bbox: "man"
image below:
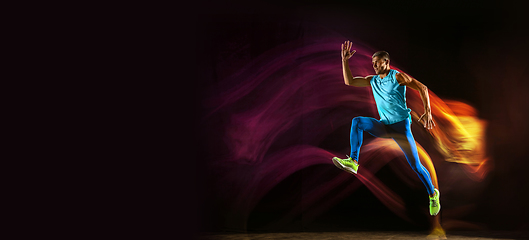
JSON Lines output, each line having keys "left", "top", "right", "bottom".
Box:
{"left": 332, "top": 40, "right": 440, "bottom": 216}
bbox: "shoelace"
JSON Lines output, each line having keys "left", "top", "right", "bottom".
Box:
{"left": 345, "top": 155, "right": 358, "bottom": 164}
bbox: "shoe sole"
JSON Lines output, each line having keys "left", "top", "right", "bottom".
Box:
{"left": 332, "top": 158, "right": 357, "bottom": 174}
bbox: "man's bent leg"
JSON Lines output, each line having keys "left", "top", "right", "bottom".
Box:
{"left": 333, "top": 117, "right": 388, "bottom": 174}
{"left": 349, "top": 116, "right": 388, "bottom": 162}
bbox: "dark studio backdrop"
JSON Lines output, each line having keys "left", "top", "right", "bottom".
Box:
{"left": 194, "top": 0, "right": 529, "bottom": 234}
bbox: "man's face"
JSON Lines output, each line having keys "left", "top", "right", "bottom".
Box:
{"left": 372, "top": 56, "right": 389, "bottom": 74}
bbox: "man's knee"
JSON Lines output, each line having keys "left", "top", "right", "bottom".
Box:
{"left": 352, "top": 117, "right": 365, "bottom": 129}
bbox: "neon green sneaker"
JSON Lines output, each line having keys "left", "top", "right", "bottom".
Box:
{"left": 429, "top": 188, "right": 441, "bottom": 216}
{"left": 332, "top": 155, "right": 359, "bottom": 174}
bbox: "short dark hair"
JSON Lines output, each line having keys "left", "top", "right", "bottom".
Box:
{"left": 372, "top": 51, "right": 390, "bottom": 61}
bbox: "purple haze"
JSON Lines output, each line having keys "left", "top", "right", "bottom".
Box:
{"left": 201, "top": 35, "right": 490, "bottom": 231}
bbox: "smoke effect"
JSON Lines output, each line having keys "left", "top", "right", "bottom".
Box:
{"left": 200, "top": 34, "right": 491, "bottom": 231}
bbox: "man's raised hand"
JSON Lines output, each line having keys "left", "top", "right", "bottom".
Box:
{"left": 341, "top": 40, "right": 356, "bottom": 61}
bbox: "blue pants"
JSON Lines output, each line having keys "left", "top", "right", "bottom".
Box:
{"left": 350, "top": 116, "right": 435, "bottom": 195}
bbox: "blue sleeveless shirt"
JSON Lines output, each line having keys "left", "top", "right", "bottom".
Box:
{"left": 370, "top": 69, "right": 411, "bottom": 125}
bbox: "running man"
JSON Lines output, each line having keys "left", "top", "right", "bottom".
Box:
{"left": 332, "top": 41, "right": 440, "bottom": 216}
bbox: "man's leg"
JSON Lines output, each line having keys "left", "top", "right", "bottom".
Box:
{"left": 349, "top": 116, "right": 388, "bottom": 162}
{"left": 333, "top": 117, "right": 388, "bottom": 174}
{"left": 389, "top": 120, "right": 440, "bottom": 215}
{"left": 389, "top": 120, "right": 435, "bottom": 195}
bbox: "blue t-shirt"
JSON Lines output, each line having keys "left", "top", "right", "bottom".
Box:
{"left": 370, "top": 69, "right": 411, "bottom": 125}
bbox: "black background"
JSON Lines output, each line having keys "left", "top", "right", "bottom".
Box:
{"left": 194, "top": 0, "right": 529, "bottom": 234}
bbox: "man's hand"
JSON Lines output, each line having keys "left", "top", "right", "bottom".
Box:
{"left": 341, "top": 40, "right": 370, "bottom": 87}
{"left": 418, "top": 112, "right": 436, "bottom": 130}
{"left": 341, "top": 40, "right": 356, "bottom": 61}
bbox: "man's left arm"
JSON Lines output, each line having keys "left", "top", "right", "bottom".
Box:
{"left": 396, "top": 72, "right": 436, "bottom": 129}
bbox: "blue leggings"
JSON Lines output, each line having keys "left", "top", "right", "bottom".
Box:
{"left": 350, "top": 116, "right": 435, "bottom": 195}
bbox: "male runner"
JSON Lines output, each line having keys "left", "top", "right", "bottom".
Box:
{"left": 332, "top": 40, "right": 440, "bottom": 216}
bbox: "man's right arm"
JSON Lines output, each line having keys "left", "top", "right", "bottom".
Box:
{"left": 342, "top": 60, "right": 372, "bottom": 87}
{"left": 341, "top": 40, "right": 372, "bottom": 87}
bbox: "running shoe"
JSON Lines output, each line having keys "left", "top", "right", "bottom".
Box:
{"left": 429, "top": 188, "right": 441, "bottom": 216}
{"left": 332, "top": 155, "right": 359, "bottom": 174}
